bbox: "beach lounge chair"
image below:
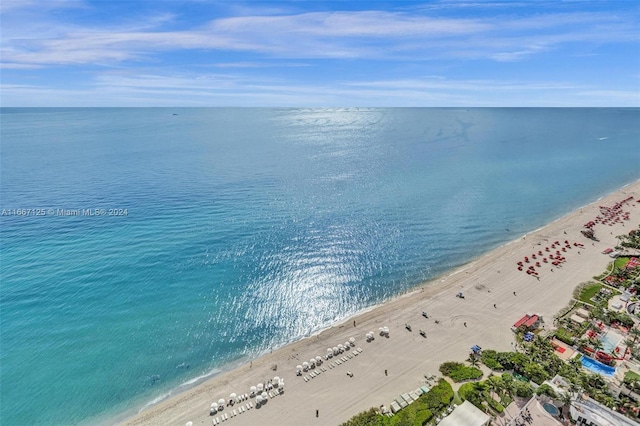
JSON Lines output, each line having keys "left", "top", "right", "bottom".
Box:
{"left": 214, "top": 417, "right": 219, "bottom": 425}
{"left": 233, "top": 409, "right": 237, "bottom": 417}
{"left": 249, "top": 401, "right": 254, "bottom": 408}
{"left": 357, "top": 347, "right": 363, "bottom": 353}
{"left": 304, "top": 376, "right": 309, "bottom": 382}
{"left": 390, "top": 401, "right": 401, "bottom": 413}
{"left": 397, "top": 398, "right": 408, "bottom": 408}
{"left": 347, "top": 354, "right": 353, "bottom": 359}
{"left": 401, "top": 393, "right": 412, "bottom": 403}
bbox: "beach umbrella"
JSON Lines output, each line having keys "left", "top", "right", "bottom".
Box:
{"left": 333, "top": 346, "right": 339, "bottom": 354}
{"left": 315, "top": 356, "right": 322, "bottom": 363}
{"left": 302, "top": 362, "right": 309, "bottom": 371}
{"left": 310, "top": 358, "right": 316, "bottom": 365}
{"left": 257, "top": 383, "right": 264, "bottom": 392}
{"left": 186, "top": 422, "right": 193, "bottom": 426}
{"left": 273, "top": 376, "right": 280, "bottom": 385}
{"left": 349, "top": 337, "right": 355, "bottom": 345}
{"left": 345, "top": 341, "right": 350, "bottom": 348}
{"left": 261, "top": 391, "right": 268, "bottom": 400}
{"left": 211, "top": 402, "right": 218, "bottom": 410}
{"left": 250, "top": 385, "right": 257, "bottom": 394}
{"left": 383, "top": 327, "right": 389, "bottom": 334}
{"left": 218, "top": 398, "right": 225, "bottom": 406}
{"left": 296, "top": 364, "right": 302, "bottom": 372}
{"left": 230, "top": 392, "right": 237, "bottom": 401}
{"left": 256, "top": 395, "right": 263, "bottom": 404}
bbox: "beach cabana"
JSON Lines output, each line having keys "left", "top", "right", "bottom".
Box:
{"left": 438, "top": 401, "right": 490, "bottom": 426}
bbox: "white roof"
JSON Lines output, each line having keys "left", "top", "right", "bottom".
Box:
{"left": 438, "top": 401, "right": 490, "bottom": 426}
{"left": 570, "top": 314, "right": 587, "bottom": 324}
{"left": 570, "top": 397, "right": 638, "bottom": 426}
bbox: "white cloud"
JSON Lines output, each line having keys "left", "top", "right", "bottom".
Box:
{"left": 2, "top": 6, "right": 637, "bottom": 68}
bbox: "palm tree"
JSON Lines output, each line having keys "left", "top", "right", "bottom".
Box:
{"left": 468, "top": 354, "right": 479, "bottom": 368}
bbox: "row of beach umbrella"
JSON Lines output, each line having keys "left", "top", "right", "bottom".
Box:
{"left": 210, "top": 376, "right": 284, "bottom": 414}
{"left": 296, "top": 337, "right": 357, "bottom": 375}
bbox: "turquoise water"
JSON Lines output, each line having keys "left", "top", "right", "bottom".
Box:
{"left": 581, "top": 356, "right": 616, "bottom": 377}
{"left": 543, "top": 403, "right": 560, "bottom": 416}
{"left": 601, "top": 330, "right": 623, "bottom": 353}
{"left": 1, "top": 108, "right": 639, "bottom": 425}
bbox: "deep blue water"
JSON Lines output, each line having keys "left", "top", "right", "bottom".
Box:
{"left": 1, "top": 108, "right": 638, "bottom": 425}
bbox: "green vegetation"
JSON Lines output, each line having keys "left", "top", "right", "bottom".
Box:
{"left": 577, "top": 283, "right": 603, "bottom": 304}
{"left": 554, "top": 327, "right": 575, "bottom": 345}
{"left": 439, "top": 362, "right": 483, "bottom": 382}
{"left": 615, "top": 228, "right": 640, "bottom": 251}
{"left": 480, "top": 350, "right": 503, "bottom": 371}
{"left": 340, "top": 380, "right": 454, "bottom": 426}
{"left": 623, "top": 371, "right": 640, "bottom": 392}
{"left": 614, "top": 256, "right": 631, "bottom": 270}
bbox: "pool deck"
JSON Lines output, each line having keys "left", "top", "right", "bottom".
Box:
{"left": 496, "top": 396, "right": 566, "bottom": 426}
{"left": 550, "top": 338, "right": 576, "bottom": 361}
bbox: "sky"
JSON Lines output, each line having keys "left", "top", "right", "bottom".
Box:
{"left": 1, "top": 0, "right": 639, "bottom": 107}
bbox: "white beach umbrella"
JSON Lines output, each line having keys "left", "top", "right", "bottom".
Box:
{"left": 344, "top": 341, "right": 350, "bottom": 348}
{"left": 261, "top": 391, "right": 268, "bottom": 400}
{"left": 279, "top": 379, "right": 285, "bottom": 387}
{"left": 229, "top": 393, "right": 237, "bottom": 402}
{"left": 383, "top": 326, "right": 389, "bottom": 334}
{"left": 302, "top": 362, "right": 309, "bottom": 371}
{"left": 211, "top": 402, "right": 218, "bottom": 409}
{"left": 250, "top": 385, "right": 257, "bottom": 394}
{"left": 349, "top": 337, "right": 355, "bottom": 345}
{"left": 257, "top": 383, "right": 264, "bottom": 392}
{"left": 315, "top": 355, "right": 322, "bottom": 362}
{"left": 256, "top": 395, "right": 263, "bottom": 404}
{"left": 310, "top": 358, "right": 316, "bottom": 366}
{"left": 333, "top": 346, "right": 339, "bottom": 354}
{"left": 186, "top": 422, "right": 193, "bottom": 426}
{"left": 218, "top": 398, "right": 225, "bottom": 406}
{"left": 273, "top": 376, "right": 280, "bottom": 383}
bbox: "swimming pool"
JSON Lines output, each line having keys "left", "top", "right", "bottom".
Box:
{"left": 543, "top": 403, "right": 560, "bottom": 416}
{"left": 581, "top": 356, "right": 615, "bottom": 377}
{"left": 600, "top": 330, "right": 623, "bottom": 353}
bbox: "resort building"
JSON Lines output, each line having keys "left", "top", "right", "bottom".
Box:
{"left": 569, "top": 397, "right": 638, "bottom": 426}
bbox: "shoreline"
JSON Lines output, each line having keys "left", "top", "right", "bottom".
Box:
{"left": 120, "top": 179, "right": 640, "bottom": 426}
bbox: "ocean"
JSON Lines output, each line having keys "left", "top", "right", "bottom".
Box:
{"left": 1, "top": 108, "right": 638, "bottom": 425}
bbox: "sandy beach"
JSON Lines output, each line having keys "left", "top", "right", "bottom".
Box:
{"left": 121, "top": 180, "right": 640, "bottom": 426}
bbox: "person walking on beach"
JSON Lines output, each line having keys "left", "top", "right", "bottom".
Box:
{"left": 385, "top": 369, "right": 388, "bottom": 376}
{"left": 316, "top": 409, "right": 319, "bottom": 417}
{"left": 463, "top": 322, "right": 467, "bottom": 327}
{"left": 513, "top": 291, "right": 516, "bottom": 296}
{"left": 493, "top": 304, "right": 497, "bottom": 309}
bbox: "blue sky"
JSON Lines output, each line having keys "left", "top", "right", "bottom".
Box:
{"left": 1, "top": 0, "right": 639, "bottom": 106}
